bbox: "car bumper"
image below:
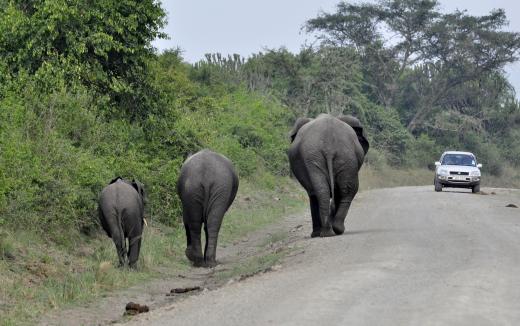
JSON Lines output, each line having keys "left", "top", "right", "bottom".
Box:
{"left": 437, "top": 175, "right": 480, "bottom": 187}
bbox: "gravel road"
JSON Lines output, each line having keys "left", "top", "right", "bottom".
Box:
{"left": 121, "top": 186, "right": 520, "bottom": 326}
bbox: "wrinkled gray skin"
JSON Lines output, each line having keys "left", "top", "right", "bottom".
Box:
{"left": 177, "top": 149, "right": 239, "bottom": 267}
{"left": 288, "top": 114, "right": 369, "bottom": 238}
{"left": 98, "top": 177, "right": 146, "bottom": 268}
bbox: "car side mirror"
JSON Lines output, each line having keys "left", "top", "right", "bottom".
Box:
{"left": 434, "top": 162, "right": 441, "bottom": 167}
{"left": 477, "top": 163, "right": 482, "bottom": 169}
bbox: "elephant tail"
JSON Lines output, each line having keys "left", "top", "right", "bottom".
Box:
{"left": 327, "top": 155, "right": 336, "bottom": 218}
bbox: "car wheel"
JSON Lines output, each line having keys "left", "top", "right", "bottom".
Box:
{"left": 472, "top": 184, "right": 480, "bottom": 193}
{"left": 434, "top": 179, "right": 442, "bottom": 192}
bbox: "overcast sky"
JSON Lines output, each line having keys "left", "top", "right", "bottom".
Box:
{"left": 153, "top": 0, "right": 520, "bottom": 95}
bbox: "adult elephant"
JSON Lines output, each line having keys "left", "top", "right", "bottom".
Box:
{"left": 177, "top": 149, "right": 239, "bottom": 267}
{"left": 98, "top": 177, "right": 147, "bottom": 268}
{"left": 288, "top": 114, "right": 369, "bottom": 238}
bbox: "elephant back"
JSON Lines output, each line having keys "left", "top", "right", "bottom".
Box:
{"left": 178, "top": 150, "right": 238, "bottom": 194}
{"left": 300, "top": 115, "right": 358, "bottom": 146}
{"left": 289, "top": 114, "right": 366, "bottom": 170}
{"left": 100, "top": 179, "right": 143, "bottom": 210}
{"left": 177, "top": 149, "right": 239, "bottom": 217}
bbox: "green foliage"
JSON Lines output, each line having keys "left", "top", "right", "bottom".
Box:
{"left": 474, "top": 142, "right": 504, "bottom": 177}
{"left": 0, "top": 46, "right": 293, "bottom": 237}
{"left": 173, "top": 89, "right": 292, "bottom": 177}
{"left": 502, "top": 129, "right": 520, "bottom": 167}
{"left": 303, "top": 0, "right": 520, "bottom": 170}
{"left": 406, "top": 134, "right": 440, "bottom": 169}
{"left": 0, "top": 0, "right": 167, "bottom": 118}
{"left": 364, "top": 104, "right": 411, "bottom": 165}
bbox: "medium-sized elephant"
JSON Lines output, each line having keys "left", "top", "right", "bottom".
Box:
{"left": 288, "top": 114, "right": 369, "bottom": 238}
{"left": 177, "top": 149, "right": 239, "bottom": 267}
{"left": 98, "top": 177, "right": 147, "bottom": 268}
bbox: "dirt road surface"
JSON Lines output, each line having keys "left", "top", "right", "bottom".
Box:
{"left": 119, "top": 186, "right": 520, "bottom": 326}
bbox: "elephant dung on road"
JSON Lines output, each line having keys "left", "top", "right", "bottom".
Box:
{"left": 288, "top": 114, "right": 369, "bottom": 238}
{"left": 98, "top": 177, "right": 147, "bottom": 268}
{"left": 177, "top": 149, "right": 239, "bottom": 267}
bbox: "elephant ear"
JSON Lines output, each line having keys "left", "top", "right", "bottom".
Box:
{"left": 289, "top": 117, "right": 312, "bottom": 143}
{"left": 109, "top": 176, "right": 123, "bottom": 185}
{"left": 131, "top": 179, "right": 147, "bottom": 205}
{"left": 338, "top": 115, "right": 370, "bottom": 155}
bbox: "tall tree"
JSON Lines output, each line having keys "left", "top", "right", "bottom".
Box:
{"left": 306, "top": 0, "right": 520, "bottom": 133}
{"left": 0, "top": 0, "right": 167, "bottom": 118}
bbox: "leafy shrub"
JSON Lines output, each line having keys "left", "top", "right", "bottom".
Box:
{"left": 364, "top": 104, "right": 411, "bottom": 166}
{"left": 363, "top": 148, "right": 387, "bottom": 170}
{"left": 407, "top": 134, "right": 441, "bottom": 169}
{"left": 474, "top": 143, "right": 503, "bottom": 176}
{"left": 0, "top": 51, "right": 294, "bottom": 237}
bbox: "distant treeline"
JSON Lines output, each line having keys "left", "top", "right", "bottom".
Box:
{"left": 193, "top": 0, "right": 520, "bottom": 172}
{"left": 0, "top": 0, "right": 519, "bottom": 239}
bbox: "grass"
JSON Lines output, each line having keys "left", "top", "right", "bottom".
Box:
{"left": 257, "top": 230, "right": 288, "bottom": 248}
{"left": 483, "top": 165, "right": 520, "bottom": 189}
{"left": 359, "top": 164, "right": 433, "bottom": 191}
{"left": 0, "top": 177, "right": 306, "bottom": 326}
{"left": 219, "top": 178, "right": 306, "bottom": 244}
{"left": 0, "top": 230, "right": 173, "bottom": 325}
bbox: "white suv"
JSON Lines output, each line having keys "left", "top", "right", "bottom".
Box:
{"left": 434, "top": 151, "right": 482, "bottom": 193}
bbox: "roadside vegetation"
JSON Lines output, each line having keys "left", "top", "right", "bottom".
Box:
{"left": 0, "top": 178, "right": 306, "bottom": 325}
{"left": 1, "top": 0, "right": 520, "bottom": 325}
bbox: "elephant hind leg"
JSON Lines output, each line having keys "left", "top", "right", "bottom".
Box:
{"left": 106, "top": 217, "right": 127, "bottom": 267}
{"left": 203, "top": 205, "right": 227, "bottom": 267}
{"left": 203, "top": 223, "right": 214, "bottom": 267}
{"left": 186, "top": 227, "right": 204, "bottom": 267}
{"left": 99, "top": 209, "right": 112, "bottom": 238}
{"left": 306, "top": 167, "right": 334, "bottom": 237}
{"left": 309, "top": 195, "right": 321, "bottom": 238}
{"left": 316, "top": 192, "right": 335, "bottom": 237}
{"left": 332, "top": 174, "right": 358, "bottom": 235}
{"left": 332, "top": 199, "right": 352, "bottom": 235}
{"left": 183, "top": 206, "right": 204, "bottom": 266}
{"left": 128, "top": 236, "right": 142, "bottom": 269}
{"left": 111, "top": 231, "right": 127, "bottom": 267}
{"left": 184, "top": 223, "right": 191, "bottom": 247}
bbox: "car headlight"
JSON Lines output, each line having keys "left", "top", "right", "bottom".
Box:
{"left": 470, "top": 170, "right": 481, "bottom": 177}
{"left": 438, "top": 169, "right": 449, "bottom": 176}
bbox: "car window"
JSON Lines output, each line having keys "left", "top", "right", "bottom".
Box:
{"left": 441, "top": 154, "right": 476, "bottom": 167}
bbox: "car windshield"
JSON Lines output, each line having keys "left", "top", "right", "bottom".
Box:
{"left": 441, "top": 154, "right": 476, "bottom": 167}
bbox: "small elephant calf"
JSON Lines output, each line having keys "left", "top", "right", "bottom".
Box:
{"left": 177, "top": 149, "right": 239, "bottom": 267}
{"left": 98, "top": 177, "right": 146, "bottom": 268}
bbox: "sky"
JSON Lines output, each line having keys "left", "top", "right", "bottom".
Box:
{"left": 153, "top": 0, "right": 520, "bottom": 95}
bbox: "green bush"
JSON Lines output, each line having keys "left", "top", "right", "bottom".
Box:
{"left": 474, "top": 143, "right": 504, "bottom": 176}
{"left": 407, "top": 134, "right": 441, "bottom": 169}
{"left": 364, "top": 104, "right": 411, "bottom": 166}
{"left": 501, "top": 130, "right": 520, "bottom": 167}
{"left": 363, "top": 148, "right": 388, "bottom": 170}
{"left": 0, "top": 52, "right": 293, "bottom": 237}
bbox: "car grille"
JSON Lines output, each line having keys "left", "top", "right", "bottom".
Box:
{"left": 449, "top": 171, "right": 469, "bottom": 175}
{"left": 447, "top": 178, "right": 471, "bottom": 182}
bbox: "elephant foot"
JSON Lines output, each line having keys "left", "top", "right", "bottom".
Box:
{"left": 192, "top": 260, "right": 207, "bottom": 268}
{"left": 117, "top": 258, "right": 127, "bottom": 268}
{"left": 204, "top": 259, "right": 217, "bottom": 268}
{"left": 332, "top": 221, "right": 345, "bottom": 235}
{"left": 185, "top": 248, "right": 204, "bottom": 266}
{"left": 320, "top": 227, "right": 335, "bottom": 237}
{"left": 310, "top": 230, "right": 321, "bottom": 238}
